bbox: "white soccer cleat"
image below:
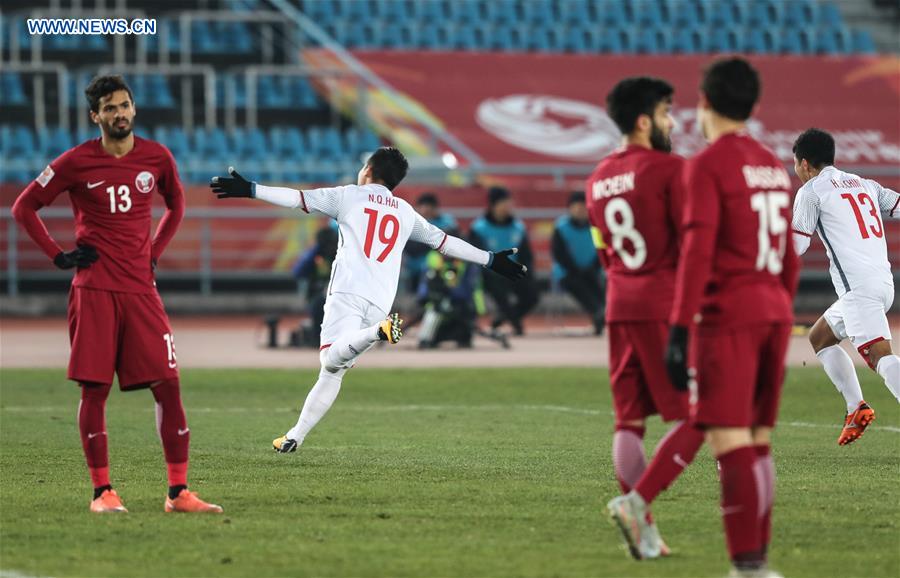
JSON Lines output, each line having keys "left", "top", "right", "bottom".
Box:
{"left": 607, "top": 492, "right": 653, "bottom": 560}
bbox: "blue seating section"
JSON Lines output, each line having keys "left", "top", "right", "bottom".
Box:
{"left": 2, "top": 72, "right": 325, "bottom": 111}
{"left": 307, "top": 0, "right": 875, "bottom": 55}
{"left": 0, "top": 124, "right": 383, "bottom": 183}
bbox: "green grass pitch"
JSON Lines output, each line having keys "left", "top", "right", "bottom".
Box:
{"left": 1, "top": 367, "right": 897, "bottom": 578}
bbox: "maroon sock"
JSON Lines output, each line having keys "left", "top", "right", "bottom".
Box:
{"left": 634, "top": 421, "right": 705, "bottom": 504}
{"left": 754, "top": 445, "right": 775, "bottom": 558}
{"left": 78, "top": 383, "right": 112, "bottom": 490}
{"left": 152, "top": 378, "right": 190, "bottom": 487}
{"left": 612, "top": 424, "right": 646, "bottom": 493}
{"left": 718, "top": 446, "right": 764, "bottom": 567}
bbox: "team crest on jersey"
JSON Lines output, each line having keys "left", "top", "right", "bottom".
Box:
{"left": 135, "top": 171, "right": 155, "bottom": 193}
{"left": 36, "top": 165, "right": 55, "bottom": 188}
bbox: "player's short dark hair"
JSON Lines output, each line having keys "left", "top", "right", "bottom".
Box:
{"left": 417, "top": 192, "right": 439, "bottom": 207}
{"left": 367, "top": 147, "right": 408, "bottom": 190}
{"left": 700, "top": 57, "right": 760, "bottom": 121}
{"left": 792, "top": 128, "right": 835, "bottom": 169}
{"left": 605, "top": 77, "right": 674, "bottom": 135}
{"left": 568, "top": 191, "right": 585, "bottom": 206}
{"left": 84, "top": 75, "right": 134, "bottom": 113}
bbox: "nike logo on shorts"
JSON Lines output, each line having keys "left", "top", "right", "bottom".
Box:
{"left": 87, "top": 431, "right": 106, "bottom": 440}
{"left": 178, "top": 428, "right": 190, "bottom": 436}
{"left": 87, "top": 181, "right": 106, "bottom": 189}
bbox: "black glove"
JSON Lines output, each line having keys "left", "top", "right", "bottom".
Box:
{"left": 54, "top": 244, "right": 99, "bottom": 270}
{"left": 665, "top": 324, "right": 690, "bottom": 391}
{"left": 486, "top": 248, "right": 527, "bottom": 281}
{"left": 210, "top": 166, "right": 255, "bottom": 199}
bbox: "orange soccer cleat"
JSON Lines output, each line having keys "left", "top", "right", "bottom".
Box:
{"left": 165, "top": 489, "right": 223, "bottom": 513}
{"left": 838, "top": 401, "right": 875, "bottom": 446}
{"left": 90, "top": 489, "right": 128, "bottom": 513}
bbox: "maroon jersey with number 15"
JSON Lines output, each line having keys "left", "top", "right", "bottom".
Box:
{"left": 585, "top": 145, "right": 685, "bottom": 323}
{"left": 17, "top": 136, "right": 184, "bottom": 294}
{"left": 671, "top": 133, "right": 799, "bottom": 328}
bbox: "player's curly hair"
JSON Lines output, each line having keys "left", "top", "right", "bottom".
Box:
{"left": 367, "top": 147, "right": 408, "bottom": 191}
{"left": 605, "top": 77, "right": 673, "bottom": 135}
{"left": 701, "top": 57, "right": 760, "bottom": 121}
{"left": 793, "top": 128, "right": 835, "bottom": 169}
{"left": 84, "top": 75, "right": 134, "bottom": 113}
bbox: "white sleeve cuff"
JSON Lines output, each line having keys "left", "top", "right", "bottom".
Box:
{"left": 439, "top": 235, "right": 490, "bottom": 266}
{"left": 254, "top": 184, "right": 302, "bottom": 209}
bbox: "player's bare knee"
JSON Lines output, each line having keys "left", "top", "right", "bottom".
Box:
{"left": 867, "top": 340, "right": 893, "bottom": 370}
{"left": 809, "top": 318, "right": 839, "bottom": 353}
{"left": 707, "top": 427, "right": 752, "bottom": 457}
{"left": 751, "top": 427, "right": 772, "bottom": 447}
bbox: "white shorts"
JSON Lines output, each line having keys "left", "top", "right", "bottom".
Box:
{"left": 319, "top": 291, "right": 387, "bottom": 351}
{"left": 824, "top": 283, "right": 894, "bottom": 358}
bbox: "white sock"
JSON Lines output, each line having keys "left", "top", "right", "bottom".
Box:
{"left": 876, "top": 354, "right": 900, "bottom": 403}
{"left": 816, "top": 345, "right": 864, "bottom": 412}
{"left": 322, "top": 324, "right": 381, "bottom": 372}
{"left": 286, "top": 367, "right": 346, "bottom": 444}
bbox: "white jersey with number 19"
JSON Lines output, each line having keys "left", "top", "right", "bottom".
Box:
{"left": 792, "top": 165, "right": 899, "bottom": 298}
{"left": 300, "top": 183, "right": 449, "bottom": 314}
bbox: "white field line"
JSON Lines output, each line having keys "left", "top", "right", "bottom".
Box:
{"left": 0, "top": 570, "right": 51, "bottom": 578}
{"left": 2, "top": 404, "right": 899, "bottom": 433}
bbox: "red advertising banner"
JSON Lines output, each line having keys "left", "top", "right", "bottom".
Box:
{"left": 347, "top": 52, "right": 900, "bottom": 169}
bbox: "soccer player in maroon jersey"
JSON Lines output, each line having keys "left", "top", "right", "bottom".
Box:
{"left": 666, "top": 58, "right": 798, "bottom": 578}
{"left": 586, "top": 77, "right": 705, "bottom": 560}
{"left": 11, "top": 75, "right": 222, "bottom": 514}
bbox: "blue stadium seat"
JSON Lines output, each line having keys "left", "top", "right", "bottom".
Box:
{"left": 485, "top": 0, "right": 519, "bottom": 25}
{"left": 420, "top": 24, "right": 455, "bottom": 50}
{"left": 708, "top": 0, "right": 739, "bottom": 27}
{"left": 781, "top": 29, "right": 814, "bottom": 54}
{"left": 269, "top": 127, "right": 307, "bottom": 160}
{"left": 153, "top": 126, "right": 191, "bottom": 159}
{"left": 852, "top": 29, "right": 876, "bottom": 54}
{"left": 598, "top": 1, "right": 627, "bottom": 27}
{"left": 374, "top": 0, "right": 407, "bottom": 21}
{"left": 231, "top": 127, "right": 268, "bottom": 160}
{"left": 2, "top": 125, "right": 36, "bottom": 158}
{"left": 709, "top": 27, "right": 742, "bottom": 52}
{"left": 634, "top": 1, "right": 665, "bottom": 27}
{"left": 447, "top": 0, "right": 484, "bottom": 24}
{"left": 784, "top": 0, "right": 818, "bottom": 28}
{"left": 191, "top": 20, "right": 219, "bottom": 53}
{"left": 521, "top": 0, "right": 556, "bottom": 25}
{"left": 220, "top": 22, "right": 253, "bottom": 54}
{"left": 672, "top": 29, "right": 707, "bottom": 53}
{"left": 746, "top": 29, "right": 779, "bottom": 54}
{"left": 671, "top": 0, "right": 702, "bottom": 27}
{"left": 817, "top": 28, "right": 853, "bottom": 55}
{"left": 39, "top": 127, "right": 74, "bottom": 158}
{"left": 818, "top": 3, "right": 844, "bottom": 29}
{"left": 559, "top": 0, "right": 593, "bottom": 24}
{"left": 1, "top": 73, "right": 27, "bottom": 106}
{"left": 456, "top": 25, "right": 490, "bottom": 51}
{"left": 307, "top": 126, "right": 344, "bottom": 160}
{"left": 395, "top": 24, "right": 420, "bottom": 49}
{"left": 411, "top": 0, "right": 449, "bottom": 24}
{"left": 193, "top": 127, "right": 230, "bottom": 159}
{"left": 747, "top": 0, "right": 783, "bottom": 27}
{"left": 635, "top": 28, "right": 672, "bottom": 54}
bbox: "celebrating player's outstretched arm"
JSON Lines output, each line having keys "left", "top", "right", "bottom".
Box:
{"left": 210, "top": 166, "right": 527, "bottom": 281}
{"left": 211, "top": 147, "right": 525, "bottom": 455}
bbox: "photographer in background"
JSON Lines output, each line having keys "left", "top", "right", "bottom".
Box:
{"left": 289, "top": 225, "right": 339, "bottom": 347}
{"left": 470, "top": 187, "right": 539, "bottom": 335}
{"left": 552, "top": 192, "right": 606, "bottom": 335}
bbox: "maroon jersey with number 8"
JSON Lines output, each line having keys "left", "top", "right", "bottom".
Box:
{"left": 585, "top": 145, "right": 685, "bottom": 322}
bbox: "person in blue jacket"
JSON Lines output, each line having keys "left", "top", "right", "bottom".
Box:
{"left": 552, "top": 192, "right": 605, "bottom": 335}
{"left": 403, "top": 192, "right": 459, "bottom": 292}
{"left": 470, "top": 186, "right": 538, "bottom": 335}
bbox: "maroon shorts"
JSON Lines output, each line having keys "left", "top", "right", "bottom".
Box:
{"left": 689, "top": 323, "right": 791, "bottom": 429}
{"left": 67, "top": 286, "right": 179, "bottom": 389}
{"left": 608, "top": 321, "right": 690, "bottom": 423}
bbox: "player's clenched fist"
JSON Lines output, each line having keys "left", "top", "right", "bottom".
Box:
{"left": 210, "top": 166, "right": 255, "bottom": 199}
{"left": 486, "top": 248, "right": 528, "bottom": 281}
{"left": 54, "top": 244, "right": 99, "bottom": 270}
